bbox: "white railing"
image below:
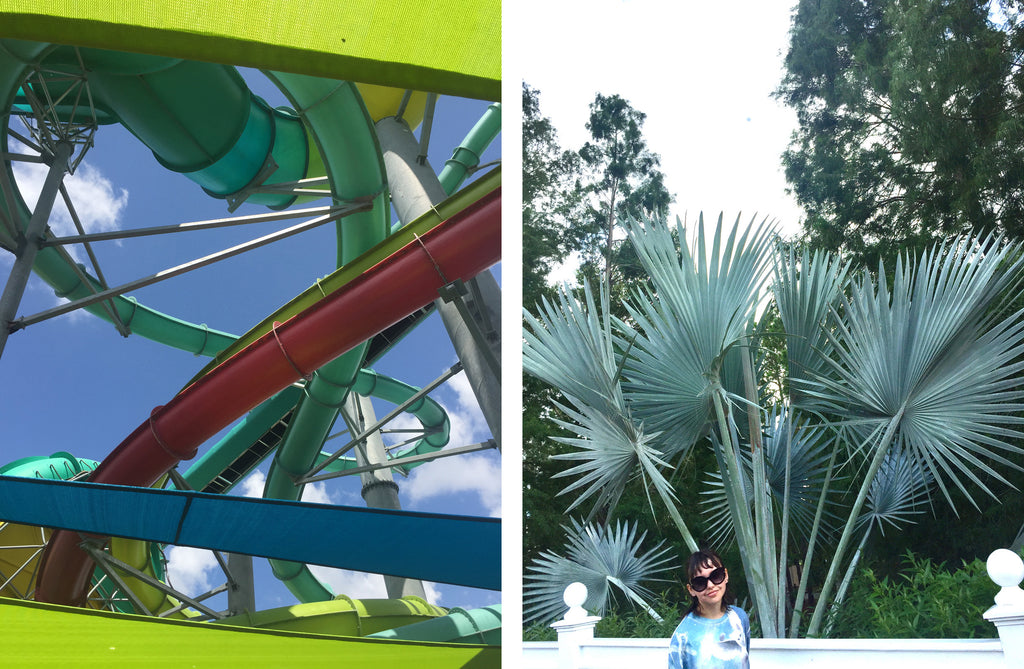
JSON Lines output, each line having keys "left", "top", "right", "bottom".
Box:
{"left": 522, "top": 548, "right": 1024, "bottom": 669}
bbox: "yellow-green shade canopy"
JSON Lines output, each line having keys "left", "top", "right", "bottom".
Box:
{"left": 2, "top": 597, "right": 498, "bottom": 668}
{"left": 0, "top": 0, "right": 500, "bottom": 100}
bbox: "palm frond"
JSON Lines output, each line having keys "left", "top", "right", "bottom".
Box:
{"left": 700, "top": 406, "right": 838, "bottom": 546}
{"left": 548, "top": 399, "right": 675, "bottom": 519}
{"left": 859, "top": 445, "right": 932, "bottom": 535}
{"left": 523, "top": 518, "right": 677, "bottom": 624}
{"left": 773, "top": 246, "right": 851, "bottom": 405}
{"left": 806, "top": 234, "right": 1024, "bottom": 509}
{"left": 620, "top": 212, "right": 778, "bottom": 455}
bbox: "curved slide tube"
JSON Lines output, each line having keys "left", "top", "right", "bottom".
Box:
{"left": 34, "top": 182, "right": 500, "bottom": 607}
{"left": 257, "top": 70, "right": 389, "bottom": 603}
{"left": 0, "top": 454, "right": 97, "bottom": 600}
{"left": 368, "top": 604, "right": 501, "bottom": 645}
{"left": 0, "top": 454, "right": 174, "bottom": 616}
{"left": 183, "top": 369, "right": 450, "bottom": 496}
{"left": 0, "top": 40, "right": 423, "bottom": 353}
{"left": 215, "top": 595, "right": 446, "bottom": 635}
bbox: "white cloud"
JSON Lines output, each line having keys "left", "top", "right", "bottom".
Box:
{"left": 404, "top": 451, "right": 501, "bottom": 518}
{"left": 12, "top": 159, "right": 128, "bottom": 240}
{"left": 445, "top": 371, "right": 489, "bottom": 444}
{"left": 516, "top": 0, "right": 805, "bottom": 237}
{"left": 308, "top": 566, "right": 389, "bottom": 599}
{"left": 6, "top": 156, "right": 129, "bottom": 309}
{"left": 300, "top": 481, "right": 337, "bottom": 505}
{"left": 306, "top": 568, "right": 445, "bottom": 606}
{"left": 237, "top": 470, "right": 266, "bottom": 498}
{"left": 165, "top": 546, "right": 219, "bottom": 595}
{"left": 374, "top": 369, "right": 501, "bottom": 517}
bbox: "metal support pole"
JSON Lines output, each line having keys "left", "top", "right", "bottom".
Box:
{"left": 346, "top": 393, "right": 427, "bottom": 600}
{"left": 0, "top": 140, "right": 72, "bottom": 360}
{"left": 226, "top": 553, "right": 256, "bottom": 617}
{"left": 376, "top": 116, "right": 502, "bottom": 449}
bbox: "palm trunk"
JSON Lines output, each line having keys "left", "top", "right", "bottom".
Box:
{"left": 712, "top": 387, "right": 779, "bottom": 637}
{"left": 788, "top": 444, "right": 839, "bottom": 637}
{"left": 806, "top": 410, "right": 904, "bottom": 636}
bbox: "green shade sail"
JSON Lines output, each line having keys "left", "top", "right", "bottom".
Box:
{"left": 2, "top": 596, "right": 498, "bottom": 668}
{"left": 0, "top": 0, "right": 500, "bottom": 100}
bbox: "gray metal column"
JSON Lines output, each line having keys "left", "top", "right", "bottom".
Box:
{"left": 226, "top": 553, "right": 256, "bottom": 616}
{"left": 0, "top": 141, "right": 73, "bottom": 359}
{"left": 376, "top": 116, "right": 501, "bottom": 448}
{"left": 346, "top": 392, "right": 427, "bottom": 599}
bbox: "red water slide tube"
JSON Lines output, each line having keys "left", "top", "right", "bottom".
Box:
{"left": 34, "top": 188, "right": 500, "bottom": 607}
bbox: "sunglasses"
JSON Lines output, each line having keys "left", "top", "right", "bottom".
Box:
{"left": 689, "top": 566, "right": 726, "bottom": 593}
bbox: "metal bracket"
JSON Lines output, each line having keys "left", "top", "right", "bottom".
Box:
{"left": 437, "top": 279, "right": 500, "bottom": 380}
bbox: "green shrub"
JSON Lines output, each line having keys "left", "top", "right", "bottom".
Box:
{"left": 522, "top": 592, "right": 685, "bottom": 640}
{"left": 825, "top": 550, "right": 998, "bottom": 639}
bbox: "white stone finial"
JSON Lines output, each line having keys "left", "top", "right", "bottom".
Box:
{"left": 563, "top": 582, "right": 589, "bottom": 622}
{"left": 987, "top": 548, "right": 1024, "bottom": 607}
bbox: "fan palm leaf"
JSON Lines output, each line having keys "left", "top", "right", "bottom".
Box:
{"left": 523, "top": 518, "right": 677, "bottom": 624}
{"left": 619, "top": 213, "right": 777, "bottom": 454}
{"left": 773, "top": 246, "right": 851, "bottom": 405}
{"left": 804, "top": 234, "right": 1024, "bottom": 635}
{"left": 700, "top": 406, "right": 836, "bottom": 546}
{"left": 523, "top": 279, "right": 697, "bottom": 547}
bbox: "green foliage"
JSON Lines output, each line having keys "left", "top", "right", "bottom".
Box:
{"left": 777, "top": 0, "right": 1024, "bottom": 267}
{"left": 522, "top": 592, "right": 685, "bottom": 641}
{"left": 578, "top": 93, "right": 672, "bottom": 285}
{"left": 522, "top": 81, "right": 583, "bottom": 308}
{"left": 826, "top": 551, "right": 998, "bottom": 639}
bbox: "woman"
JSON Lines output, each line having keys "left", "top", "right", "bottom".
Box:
{"left": 668, "top": 549, "right": 751, "bottom": 669}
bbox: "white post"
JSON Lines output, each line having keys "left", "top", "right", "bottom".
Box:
{"left": 550, "top": 582, "right": 601, "bottom": 669}
{"left": 983, "top": 548, "right": 1024, "bottom": 668}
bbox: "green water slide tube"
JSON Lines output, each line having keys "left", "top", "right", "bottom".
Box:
{"left": 258, "top": 70, "right": 388, "bottom": 604}
{"left": 0, "top": 454, "right": 175, "bottom": 615}
{"left": 0, "top": 40, "right": 406, "bottom": 353}
{"left": 215, "top": 595, "right": 446, "bottom": 636}
{"left": 367, "top": 604, "right": 501, "bottom": 645}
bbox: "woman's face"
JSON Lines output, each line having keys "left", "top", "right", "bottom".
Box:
{"left": 687, "top": 561, "right": 728, "bottom": 613}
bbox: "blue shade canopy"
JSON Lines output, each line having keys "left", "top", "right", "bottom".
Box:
{"left": 0, "top": 476, "right": 500, "bottom": 590}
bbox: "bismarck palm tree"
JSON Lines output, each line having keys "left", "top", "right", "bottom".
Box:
{"left": 523, "top": 212, "right": 1024, "bottom": 638}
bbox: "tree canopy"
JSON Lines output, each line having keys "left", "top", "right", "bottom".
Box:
{"left": 778, "top": 0, "right": 1024, "bottom": 265}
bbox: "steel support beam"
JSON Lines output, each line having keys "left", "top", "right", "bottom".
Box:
{"left": 301, "top": 440, "right": 498, "bottom": 484}
{"left": 0, "top": 140, "right": 72, "bottom": 359}
{"left": 9, "top": 203, "right": 369, "bottom": 331}
{"left": 376, "top": 116, "right": 501, "bottom": 448}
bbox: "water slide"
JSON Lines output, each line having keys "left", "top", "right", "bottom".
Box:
{"left": 0, "top": 1, "right": 500, "bottom": 657}
{"left": 32, "top": 182, "right": 500, "bottom": 603}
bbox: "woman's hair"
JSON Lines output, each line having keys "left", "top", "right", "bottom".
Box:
{"left": 684, "top": 548, "right": 735, "bottom": 617}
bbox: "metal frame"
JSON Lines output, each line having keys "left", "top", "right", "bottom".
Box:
{"left": 81, "top": 540, "right": 229, "bottom": 620}
{"left": 8, "top": 202, "right": 371, "bottom": 332}
{"left": 301, "top": 440, "right": 498, "bottom": 485}
{"left": 0, "top": 523, "right": 47, "bottom": 600}
{"left": 298, "top": 362, "right": 463, "bottom": 484}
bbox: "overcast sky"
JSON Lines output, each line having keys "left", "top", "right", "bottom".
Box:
{"left": 512, "top": 0, "right": 804, "bottom": 243}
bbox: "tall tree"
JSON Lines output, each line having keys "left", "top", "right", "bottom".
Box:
{"left": 522, "top": 82, "right": 585, "bottom": 564}
{"left": 579, "top": 93, "right": 672, "bottom": 287}
{"left": 777, "top": 0, "right": 1024, "bottom": 266}
{"left": 523, "top": 82, "right": 584, "bottom": 308}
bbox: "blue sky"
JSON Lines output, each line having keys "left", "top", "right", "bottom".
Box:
{"left": 0, "top": 66, "right": 501, "bottom": 613}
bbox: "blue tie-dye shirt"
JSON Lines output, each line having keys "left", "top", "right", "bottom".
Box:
{"left": 667, "top": 606, "right": 750, "bottom": 669}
